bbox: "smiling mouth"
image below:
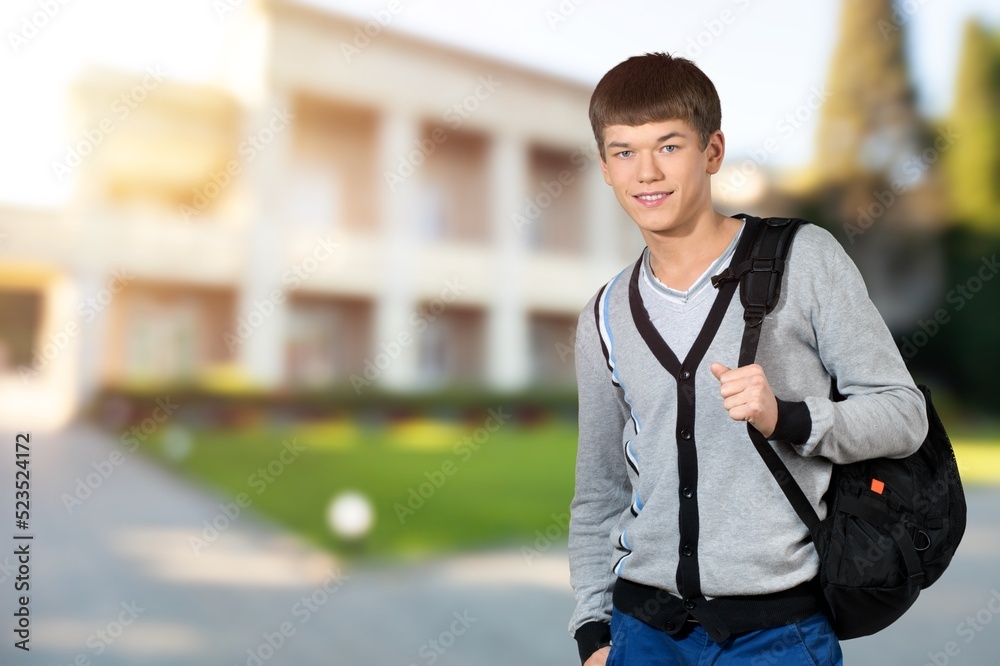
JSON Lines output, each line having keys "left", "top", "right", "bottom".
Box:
{"left": 633, "top": 192, "right": 672, "bottom": 205}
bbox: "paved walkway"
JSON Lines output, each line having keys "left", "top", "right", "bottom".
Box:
{"left": 0, "top": 422, "right": 577, "bottom": 665}
{"left": 0, "top": 422, "right": 998, "bottom": 665}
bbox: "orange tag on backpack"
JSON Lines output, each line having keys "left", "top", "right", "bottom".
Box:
{"left": 870, "top": 479, "right": 885, "bottom": 494}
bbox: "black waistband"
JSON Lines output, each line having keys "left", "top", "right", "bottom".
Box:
{"left": 612, "top": 575, "right": 823, "bottom": 644}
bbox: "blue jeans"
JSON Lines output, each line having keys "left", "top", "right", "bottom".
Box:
{"left": 607, "top": 607, "right": 843, "bottom": 666}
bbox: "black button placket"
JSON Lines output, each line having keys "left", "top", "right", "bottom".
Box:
{"left": 674, "top": 358, "right": 699, "bottom": 600}
{"left": 626, "top": 219, "right": 760, "bottom": 621}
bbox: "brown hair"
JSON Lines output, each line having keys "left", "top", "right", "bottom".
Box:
{"left": 589, "top": 52, "right": 722, "bottom": 161}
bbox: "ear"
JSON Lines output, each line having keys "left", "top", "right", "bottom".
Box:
{"left": 705, "top": 130, "right": 725, "bottom": 175}
{"left": 599, "top": 154, "right": 612, "bottom": 186}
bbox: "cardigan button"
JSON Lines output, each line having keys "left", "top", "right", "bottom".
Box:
{"left": 682, "top": 487, "right": 693, "bottom": 499}
{"left": 664, "top": 621, "right": 676, "bottom": 631}
{"left": 684, "top": 599, "right": 696, "bottom": 610}
{"left": 680, "top": 429, "right": 692, "bottom": 441}
{"left": 679, "top": 370, "right": 691, "bottom": 380}
{"left": 682, "top": 544, "right": 693, "bottom": 557}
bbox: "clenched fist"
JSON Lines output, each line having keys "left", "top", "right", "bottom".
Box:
{"left": 710, "top": 362, "right": 778, "bottom": 437}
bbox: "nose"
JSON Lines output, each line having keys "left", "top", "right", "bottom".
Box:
{"left": 637, "top": 151, "right": 663, "bottom": 183}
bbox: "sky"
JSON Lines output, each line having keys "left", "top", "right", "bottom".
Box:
{"left": 0, "top": 0, "right": 997, "bottom": 209}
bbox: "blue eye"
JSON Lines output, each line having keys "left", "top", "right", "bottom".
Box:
{"left": 661, "top": 145, "right": 677, "bottom": 153}
{"left": 616, "top": 150, "right": 633, "bottom": 158}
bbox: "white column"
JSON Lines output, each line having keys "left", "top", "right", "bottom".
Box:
{"left": 68, "top": 215, "right": 111, "bottom": 418}
{"left": 238, "top": 95, "right": 294, "bottom": 389}
{"left": 585, "top": 156, "right": 626, "bottom": 277}
{"left": 373, "top": 110, "right": 421, "bottom": 390}
{"left": 486, "top": 133, "right": 530, "bottom": 390}
{"left": 40, "top": 274, "right": 81, "bottom": 428}
{"left": 73, "top": 269, "right": 109, "bottom": 401}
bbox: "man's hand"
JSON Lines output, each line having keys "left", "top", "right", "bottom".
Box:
{"left": 584, "top": 646, "right": 610, "bottom": 665}
{"left": 710, "top": 362, "right": 778, "bottom": 437}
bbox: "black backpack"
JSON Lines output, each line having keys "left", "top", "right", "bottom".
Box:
{"left": 711, "top": 214, "right": 967, "bottom": 639}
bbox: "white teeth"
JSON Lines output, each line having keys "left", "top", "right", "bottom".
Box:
{"left": 637, "top": 194, "right": 666, "bottom": 201}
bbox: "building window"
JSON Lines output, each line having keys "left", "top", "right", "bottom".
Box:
{"left": 286, "top": 296, "right": 373, "bottom": 388}
{"left": 126, "top": 298, "right": 201, "bottom": 381}
{"left": 0, "top": 289, "right": 43, "bottom": 374}
{"left": 526, "top": 145, "right": 586, "bottom": 255}
{"left": 529, "top": 312, "right": 578, "bottom": 386}
{"left": 292, "top": 94, "right": 379, "bottom": 231}
{"left": 111, "top": 284, "right": 235, "bottom": 384}
{"left": 416, "top": 306, "right": 485, "bottom": 386}
{"left": 419, "top": 126, "right": 490, "bottom": 243}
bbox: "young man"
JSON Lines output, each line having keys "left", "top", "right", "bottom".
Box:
{"left": 568, "top": 53, "right": 928, "bottom": 665}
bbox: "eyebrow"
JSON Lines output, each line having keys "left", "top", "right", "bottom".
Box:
{"left": 606, "top": 132, "right": 685, "bottom": 149}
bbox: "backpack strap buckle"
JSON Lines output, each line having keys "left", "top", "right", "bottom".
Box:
{"left": 743, "top": 305, "right": 767, "bottom": 328}
{"left": 752, "top": 257, "right": 784, "bottom": 273}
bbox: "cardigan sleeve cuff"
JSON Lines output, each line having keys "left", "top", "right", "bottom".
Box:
{"left": 771, "top": 398, "right": 812, "bottom": 445}
{"left": 574, "top": 620, "right": 612, "bottom": 664}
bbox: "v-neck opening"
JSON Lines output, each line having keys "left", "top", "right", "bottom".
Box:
{"left": 628, "top": 216, "right": 759, "bottom": 377}
{"left": 640, "top": 220, "right": 746, "bottom": 306}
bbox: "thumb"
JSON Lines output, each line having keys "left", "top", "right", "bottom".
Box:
{"left": 710, "top": 362, "right": 729, "bottom": 380}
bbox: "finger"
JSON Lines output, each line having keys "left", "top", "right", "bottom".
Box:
{"left": 720, "top": 367, "right": 768, "bottom": 398}
{"left": 718, "top": 363, "right": 764, "bottom": 382}
{"left": 727, "top": 404, "right": 753, "bottom": 423}
{"left": 727, "top": 387, "right": 768, "bottom": 409}
{"left": 710, "top": 362, "right": 729, "bottom": 380}
{"left": 726, "top": 377, "right": 773, "bottom": 401}
{"left": 718, "top": 377, "right": 749, "bottom": 399}
{"left": 723, "top": 394, "right": 746, "bottom": 412}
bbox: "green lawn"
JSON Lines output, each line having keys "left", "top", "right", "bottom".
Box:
{"left": 139, "top": 416, "right": 579, "bottom": 562}
{"left": 136, "top": 414, "right": 1000, "bottom": 564}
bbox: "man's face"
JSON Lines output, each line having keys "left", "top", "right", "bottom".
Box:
{"left": 599, "top": 118, "right": 724, "bottom": 235}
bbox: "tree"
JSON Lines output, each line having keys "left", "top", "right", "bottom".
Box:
{"left": 944, "top": 20, "right": 1000, "bottom": 233}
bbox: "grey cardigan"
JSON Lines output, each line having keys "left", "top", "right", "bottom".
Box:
{"left": 568, "top": 221, "right": 927, "bottom": 651}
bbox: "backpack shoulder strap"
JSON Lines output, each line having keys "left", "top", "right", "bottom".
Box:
{"left": 712, "top": 215, "right": 808, "bottom": 365}
{"left": 713, "top": 214, "right": 821, "bottom": 529}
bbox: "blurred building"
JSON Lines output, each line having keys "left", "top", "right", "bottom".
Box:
{"left": 0, "top": 0, "right": 645, "bottom": 428}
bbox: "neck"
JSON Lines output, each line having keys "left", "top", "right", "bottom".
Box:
{"left": 642, "top": 209, "right": 741, "bottom": 292}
